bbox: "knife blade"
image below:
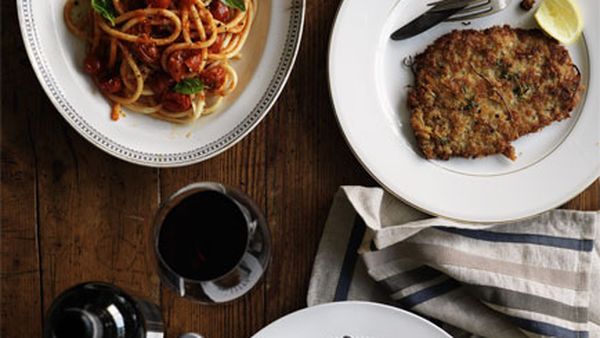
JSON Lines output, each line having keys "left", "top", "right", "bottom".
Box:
{"left": 390, "top": 4, "right": 468, "bottom": 41}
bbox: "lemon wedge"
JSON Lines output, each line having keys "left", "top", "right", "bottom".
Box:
{"left": 534, "top": 0, "right": 583, "bottom": 44}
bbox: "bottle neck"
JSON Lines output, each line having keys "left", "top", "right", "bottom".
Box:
{"left": 52, "top": 308, "right": 103, "bottom": 338}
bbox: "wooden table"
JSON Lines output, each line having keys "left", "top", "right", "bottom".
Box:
{"left": 2, "top": 1, "right": 598, "bottom": 337}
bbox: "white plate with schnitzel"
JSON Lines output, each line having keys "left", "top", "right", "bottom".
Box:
{"left": 329, "top": 0, "right": 599, "bottom": 222}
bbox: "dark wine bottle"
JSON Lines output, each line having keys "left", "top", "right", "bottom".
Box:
{"left": 44, "top": 282, "right": 164, "bottom": 338}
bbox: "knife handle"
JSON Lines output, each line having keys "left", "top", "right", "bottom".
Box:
{"left": 390, "top": 9, "right": 463, "bottom": 41}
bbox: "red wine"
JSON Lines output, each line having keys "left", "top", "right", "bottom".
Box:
{"left": 157, "top": 190, "right": 249, "bottom": 281}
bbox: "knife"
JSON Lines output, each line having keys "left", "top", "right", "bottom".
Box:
{"left": 390, "top": 2, "right": 470, "bottom": 41}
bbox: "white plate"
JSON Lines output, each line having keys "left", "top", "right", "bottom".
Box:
{"left": 329, "top": 0, "right": 600, "bottom": 223}
{"left": 252, "top": 301, "right": 451, "bottom": 338}
{"left": 17, "top": 0, "right": 305, "bottom": 167}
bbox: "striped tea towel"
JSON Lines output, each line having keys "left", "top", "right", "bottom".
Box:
{"left": 308, "top": 187, "right": 600, "bottom": 338}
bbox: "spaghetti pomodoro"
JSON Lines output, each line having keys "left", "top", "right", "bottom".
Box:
{"left": 64, "top": 0, "right": 255, "bottom": 123}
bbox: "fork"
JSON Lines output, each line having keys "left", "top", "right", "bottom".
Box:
{"left": 429, "top": 0, "right": 512, "bottom": 21}
{"left": 390, "top": 0, "right": 512, "bottom": 40}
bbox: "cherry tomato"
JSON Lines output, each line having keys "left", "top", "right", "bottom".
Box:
{"left": 83, "top": 54, "right": 103, "bottom": 75}
{"left": 209, "top": 1, "right": 232, "bottom": 22}
{"left": 147, "top": 0, "right": 171, "bottom": 8}
{"left": 149, "top": 72, "right": 176, "bottom": 97}
{"left": 209, "top": 34, "right": 225, "bottom": 54}
{"left": 180, "top": 0, "right": 196, "bottom": 8}
{"left": 200, "top": 66, "right": 226, "bottom": 90}
{"left": 98, "top": 76, "right": 123, "bottom": 94}
{"left": 167, "top": 51, "right": 187, "bottom": 81}
{"left": 183, "top": 52, "right": 203, "bottom": 72}
{"left": 163, "top": 92, "right": 192, "bottom": 112}
{"left": 167, "top": 50, "right": 202, "bottom": 81}
{"left": 132, "top": 43, "right": 160, "bottom": 65}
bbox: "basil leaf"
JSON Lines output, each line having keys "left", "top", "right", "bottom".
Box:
{"left": 220, "top": 0, "right": 246, "bottom": 11}
{"left": 172, "top": 78, "right": 205, "bottom": 95}
{"left": 91, "top": 0, "right": 116, "bottom": 26}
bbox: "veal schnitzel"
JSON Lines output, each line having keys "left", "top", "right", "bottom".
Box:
{"left": 408, "top": 26, "right": 582, "bottom": 160}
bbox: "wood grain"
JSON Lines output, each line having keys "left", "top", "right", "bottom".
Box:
{"left": 562, "top": 180, "right": 600, "bottom": 211}
{"left": 1, "top": 1, "right": 42, "bottom": 335}
{"left": 32, "top": 111, "right": 160, "bottom": 312}
{"left": 2, "top": 4, "right": 161, "bottom": 335}
{"left": 264, "top": 0, "right": 373, "bottom": 324}
{"left": 1, "top": 0, "right": 598, "bottom": 337}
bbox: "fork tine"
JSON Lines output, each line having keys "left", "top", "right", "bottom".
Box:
{"left": 453, "top": 0, "right": 492, "bottom": 15}
{"left": 446, "top": 0, "right": 509, "bottom": 21}
{"left": 427, "top": 0, "right": 469, "bottom": 6}
{"left": 447, "top": 7, "right": 494, "bottom": 21}
{"left": 462, "top": 0, "right": 492, "bottom": 9}
{"left": 428, "top": 0, "right": 488, "bottom": 13}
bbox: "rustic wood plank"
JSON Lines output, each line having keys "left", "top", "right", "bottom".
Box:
{"left": 26, "top": 99, "right": 161, "bottom": 315}
{"left": 2, "top": 0, "right": 599, "bottom": 335}
{"left": 563, "top": 180, "right": 599, "bottom": 211}
{"left": 1, "top": 2, "right": 42, "bottom": 336}
{"left": 3, "top": 1, "right": 162, "bottom": 333}
{"left": 31, "top": 114, "right": 161, "bottom": 310}
{"left": 263, "top": 0, "right": 373, "bottom": 323}
{"left": 159, "top": 125, "right": 267, "bottom": 338}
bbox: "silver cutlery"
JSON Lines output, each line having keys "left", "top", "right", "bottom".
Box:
{"left": 391, "top": 0, "right": 512, "bottom": 40}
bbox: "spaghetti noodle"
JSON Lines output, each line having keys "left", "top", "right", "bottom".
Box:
{"left": 64, "top": 0, "right": 255, "bottom": 123}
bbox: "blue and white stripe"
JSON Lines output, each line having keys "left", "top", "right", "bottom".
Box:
{"left": 308, "top": 188, "right": 599, "bottom": 338}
